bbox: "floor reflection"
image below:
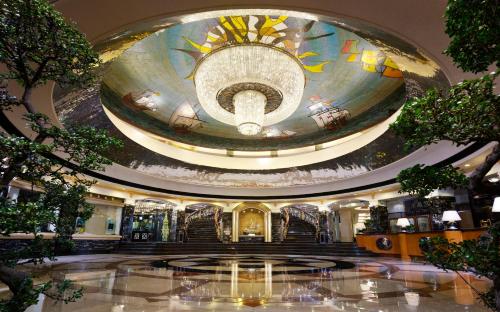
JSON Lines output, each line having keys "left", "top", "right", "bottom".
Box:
{"left": 16, "top": 254, "right": 492, "bottom": 311}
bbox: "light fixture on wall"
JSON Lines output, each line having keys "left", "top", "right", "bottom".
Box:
{"left": 194, "top": 44, "right": 305, "bottom": 136}
{"left": 442, "top": 210, "right": 461, "bottom": 230}
{"left": 492, "top": 197, "right": 500, "bottom": 213}
{"left": 396, "top": 217, "right": 410, "bottom": 232}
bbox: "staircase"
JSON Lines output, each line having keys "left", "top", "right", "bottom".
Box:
{"left": 115, "top": 241, "right": 377, "bottom": 257}
{"left": 186, "top": 219, "right": 219, "bottom": 242}
{"left": 284, "top": 216, "right": 316, "bottom": 243}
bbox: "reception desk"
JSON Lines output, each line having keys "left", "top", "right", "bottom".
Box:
{"left": 356, "top": 229, "right": 485, "bottom": 260}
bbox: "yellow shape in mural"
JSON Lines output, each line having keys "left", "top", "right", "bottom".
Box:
{"left": 383, "top": 57, "right": 399, "bottom": 69}
{"left": 183, "top": 37, "right": 212, "bottom": 54}
{"left": 259, "top": 15, "right": 288, "bottom": 37}
{"left": 303, "top": 61, "right": 330, "bottom": 73}
{"left": 298, "top": 51, "right": 319, "bottom": 59}
{"left": 362, "top": 63, "right": 377, "bottom": 73}
{"left": 361, "top": 50, "right": 385, "bottom": 65}
{"left": 346, "top": 54, "right": 358, "bottom": 62}
{"left": 219, "top": 16, "right": 248, "bottom": 43}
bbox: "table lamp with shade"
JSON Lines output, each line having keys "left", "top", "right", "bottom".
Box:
{"left": 442, "top": 210, "right": 461, "bottom": 230}
{"left": 397, "top": 217, "right": 411, "bottom": 232}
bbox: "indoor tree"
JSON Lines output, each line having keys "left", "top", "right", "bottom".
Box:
{"left": 362, "top": 206, "right": 389, "bottom": 234}
{"left": 0, "top": 0, "right": 121, "bottom": 311}
{"left": 389, "top": 0, "right": 499, "bottom": 310}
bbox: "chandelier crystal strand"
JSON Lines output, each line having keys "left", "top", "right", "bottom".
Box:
{"left": 234, "top": 90, "right": 266, "bottom": 136}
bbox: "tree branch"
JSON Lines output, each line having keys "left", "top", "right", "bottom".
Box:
{"left": 469, "top": 142, "right": 500, "bottom": 191}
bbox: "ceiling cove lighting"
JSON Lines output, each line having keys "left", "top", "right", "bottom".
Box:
{"left": 194, "top": 44, "right": 305, "bottom": 136}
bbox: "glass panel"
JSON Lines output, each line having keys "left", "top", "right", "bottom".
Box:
{"left": 389, "top": 219, "right": 398, "bottom": 233}
{"left": 417, "top": 216, "right": 430, "bottom": 232}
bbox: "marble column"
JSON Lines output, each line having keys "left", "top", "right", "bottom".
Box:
{"left": 339, "top": 209, "right": 354, "bottom": 242}
{"left": 232, "top": 210, "right": 239, "bottom": 242}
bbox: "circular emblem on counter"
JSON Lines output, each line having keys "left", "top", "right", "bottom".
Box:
{"left": 376, "top": 237, "right": 393, "bottom": 250}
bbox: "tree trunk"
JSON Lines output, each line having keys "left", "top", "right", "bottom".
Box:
{"left": 20, "top": 86, "right": 49, "bottom": 143}
{"left": 20, "top": 87, "right": 35, "bottom": 115}
{"left": 0, "top": 263, "right": 28, "bottom": 294}
{"left": 469, "top": 142, "right": 500, "bottom": 192}
{"left": 0, "top": 86, "right": 50, "bottom": 197}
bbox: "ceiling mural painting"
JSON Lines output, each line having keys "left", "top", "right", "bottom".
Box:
{"left": 99, "top": 14, "right": 405, "bottom": 150}
{"left": 53, "top": 9, "right": 450, "bottom": 189}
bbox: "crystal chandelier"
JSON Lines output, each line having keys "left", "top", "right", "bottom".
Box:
{"left": 194, "top": 44, "right": 305, "bottom": 136}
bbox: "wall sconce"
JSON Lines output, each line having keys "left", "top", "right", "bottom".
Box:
{"left": 442, "top": 210, "right": 461, "bottom": 230}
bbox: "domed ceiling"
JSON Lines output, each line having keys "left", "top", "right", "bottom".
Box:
{"left": 54, "top": 9, "right": 449, "bottom": 189}
{"left": 100, "top": 15, "right": 404, "bottom": 150}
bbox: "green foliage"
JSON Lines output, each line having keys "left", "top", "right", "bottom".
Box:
{"left": 390, "top": 72, "right": 500, "bottom": 150}
{"left": 0, "top": 278, "right": 84, "bottom": 312}
{"left": 0, "top": 277, "right": 49, "bottom": 312}
{"left": 421, "top": 223, "right": 500, "bottom": 310}
{"left": 0, "top": 1, "right": 120, "bottom": 309}
{"left": 0, "top": 114, "right": 121, "bottom": 308}
{"left": 393, "top": 1, "right": 500, "bottom": 310}
{"left": 364, "top": 206, "right": 389, "bottom": 234}
{"left": 401, "top": 223, "right": 416, "bottom": 233}
{"left": 43, "top": 279, "right": 83, "bottom": 304}
{"left": 444, "top": 0, "right": 500, "bottom": 73}
{"left": 397, "top": 164, "right": 468, "bottom": 198}
{"left": 0, "top": 0, "right": 100, "bottom": 88}
{"left": 0, "top": 235, "right": 54, "bottom": 268}
{"left": 0, "top": 114, "right": 122, "bottom": 187}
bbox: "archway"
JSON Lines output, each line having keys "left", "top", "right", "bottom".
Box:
{"left": 232, "top": 203, "right": 272, "bottom": 243}
{"left": 280, "top": 204, "right": 319, "bottom": 242}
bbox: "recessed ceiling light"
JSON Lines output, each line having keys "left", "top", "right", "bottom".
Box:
{"left": 464, "top": 163, "right": 471, "bottom": 167}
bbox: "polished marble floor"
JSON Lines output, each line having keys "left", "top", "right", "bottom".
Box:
{"left": 3, "top": 254, "right": 493, "bottom": 311}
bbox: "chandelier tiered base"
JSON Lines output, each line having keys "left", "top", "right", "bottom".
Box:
{"left": 194, "top": 44, "right": 305, "bottom": 136}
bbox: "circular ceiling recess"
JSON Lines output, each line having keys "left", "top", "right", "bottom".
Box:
{"left": 99, "top": 13, "right": 406, "bottom": 151}
{"left": 53, "top": 9, "right": 450, "bottom": 189}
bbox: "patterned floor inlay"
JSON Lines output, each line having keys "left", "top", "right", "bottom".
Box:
{"left": 4, "top": 254, "right": 492, "bottom": 311}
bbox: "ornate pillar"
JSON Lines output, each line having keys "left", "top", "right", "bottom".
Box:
{"left": 265, "top": 211, "right": 272, "bottom": 242}
{"left": 170, "top": 209, "right": 178, "bottom": 242}
{"left": 232, "top": 210, "right": 239, "bottom": 242}
{"left": 115, "top": 206, "right": 123, "bottom": 235}
{"left": 333, "top": 210, "right": 341, "bottom": 242}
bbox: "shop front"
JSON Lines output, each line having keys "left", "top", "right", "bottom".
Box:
{"left": 122, "top": 199, "right": 177, "bottom": 242}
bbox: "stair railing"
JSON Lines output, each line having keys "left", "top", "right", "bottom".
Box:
{"left": 185, "top": 206, "right": 223, "bottom": 242}
{"left": 280, "top": 206, "right": 320, "bottom": 241}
